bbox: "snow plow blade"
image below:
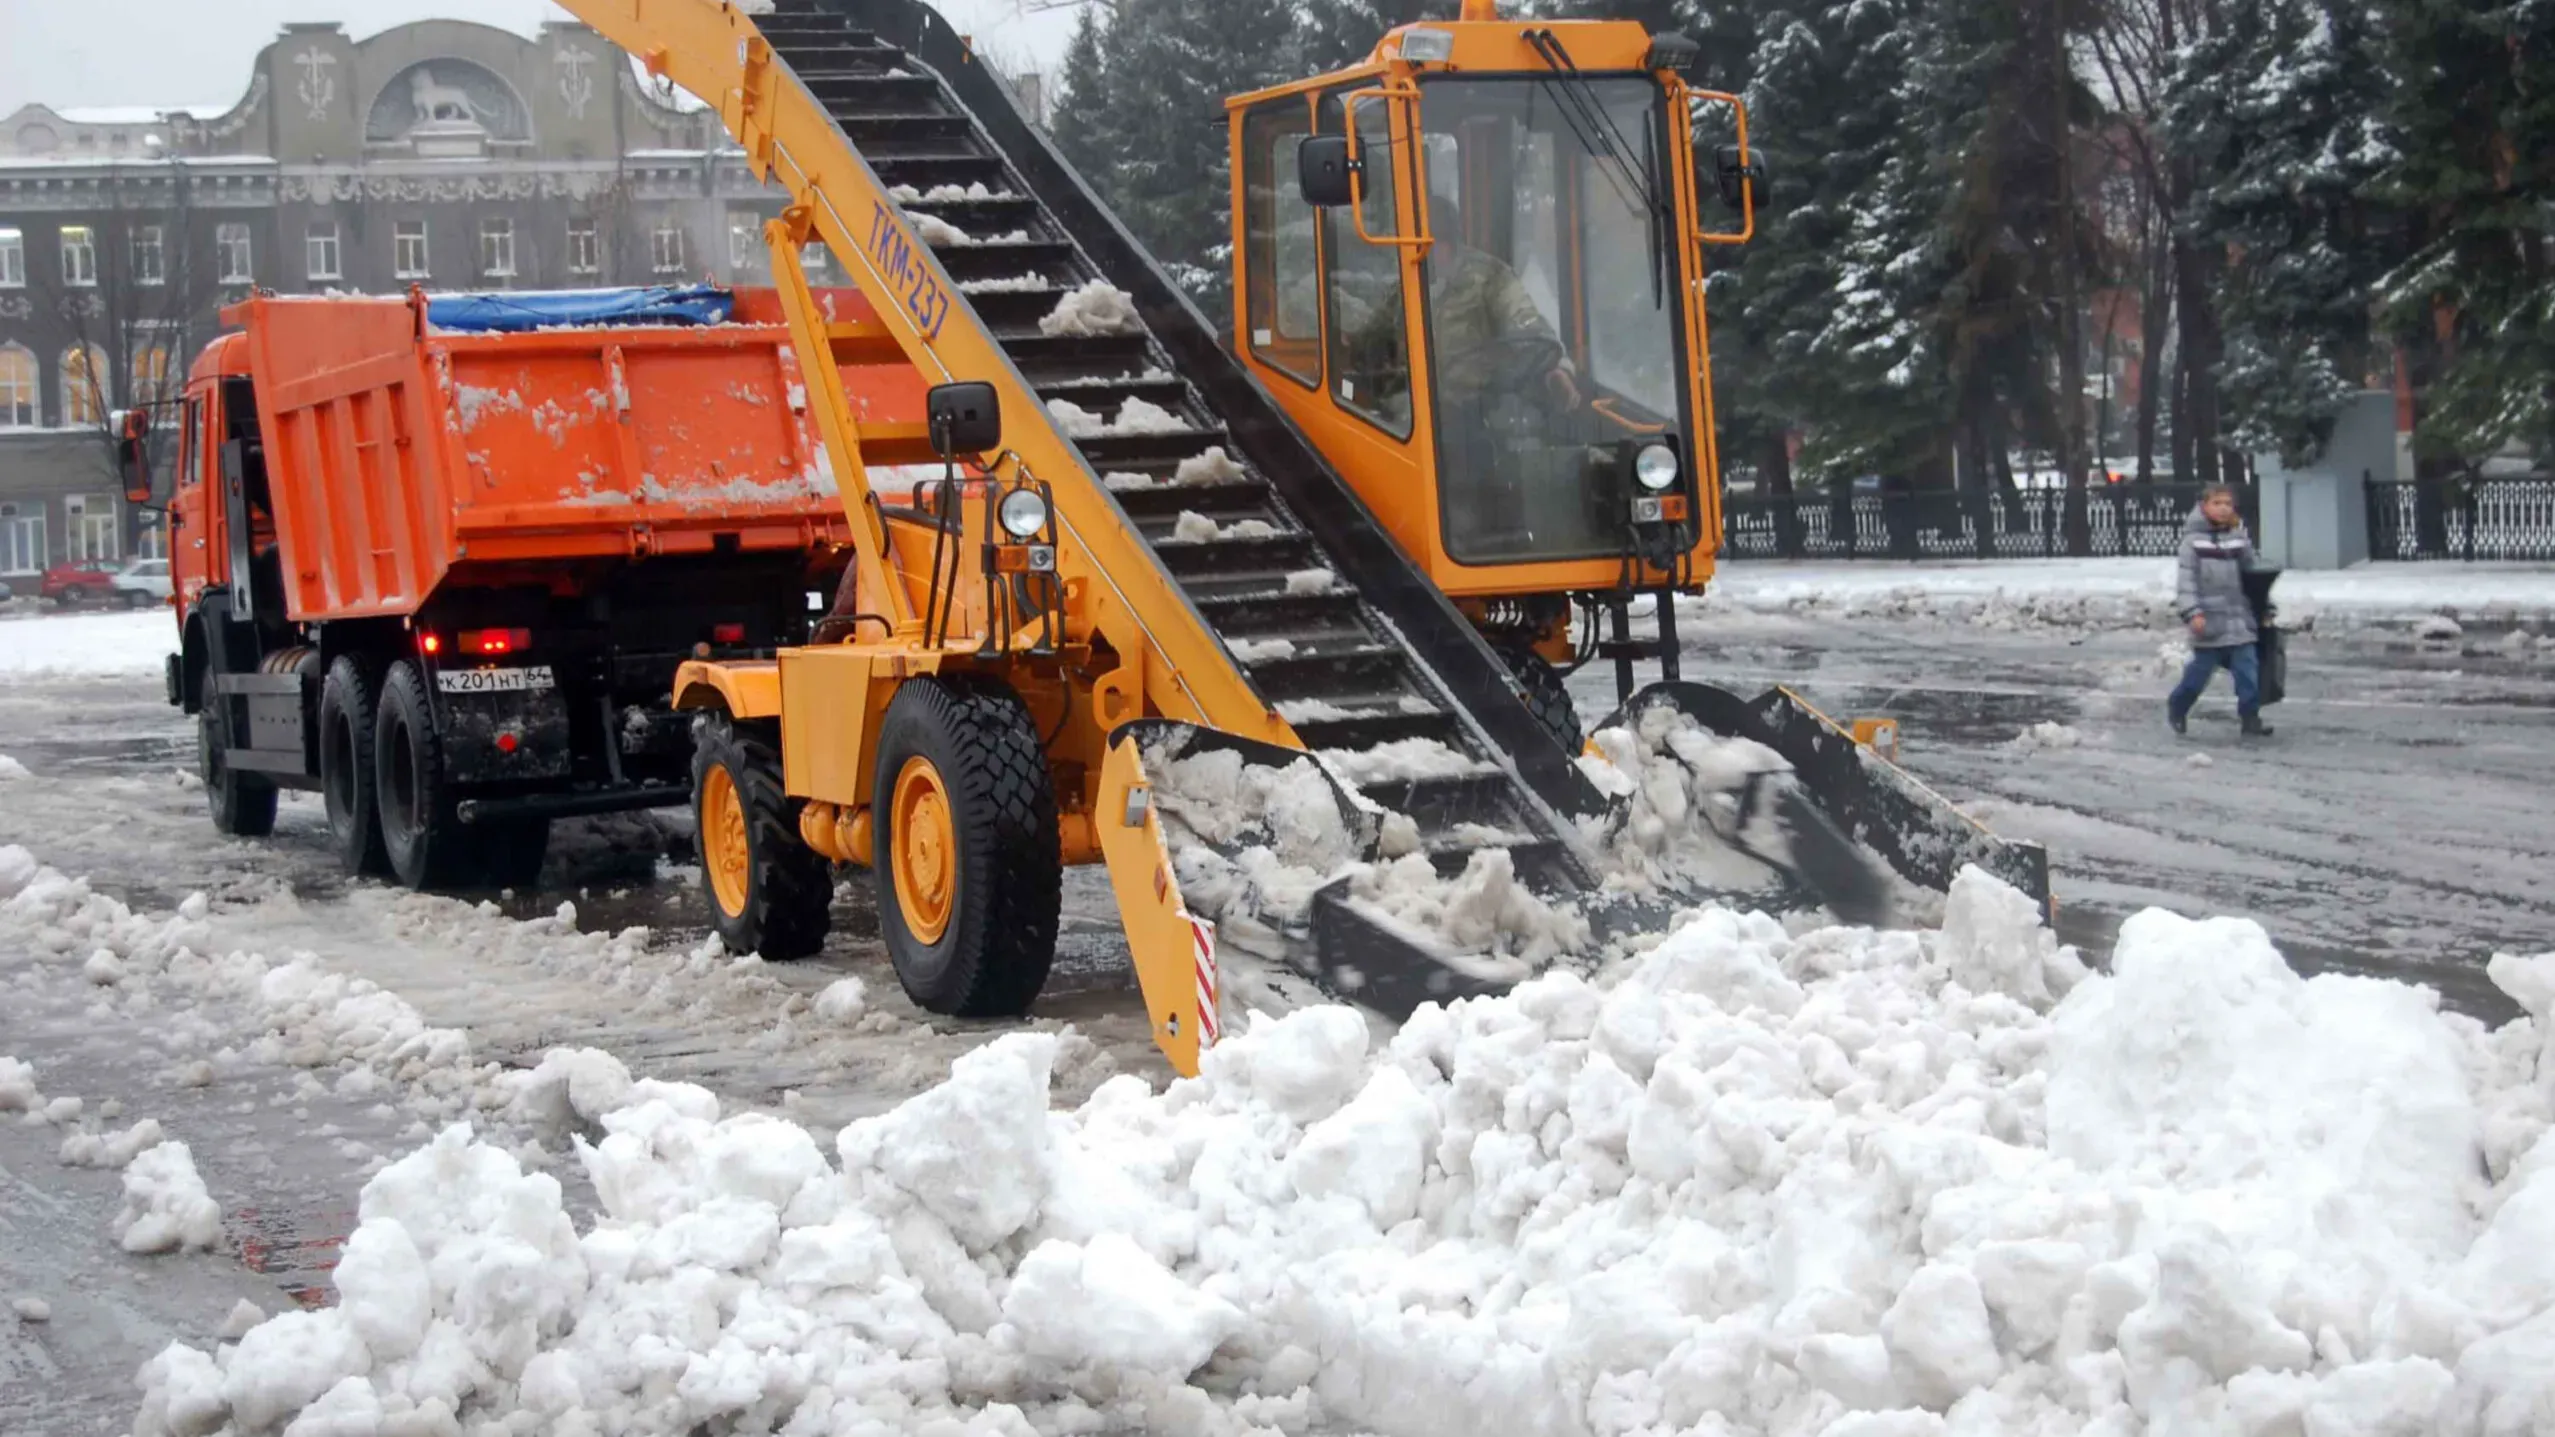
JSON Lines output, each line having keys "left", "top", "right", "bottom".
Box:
{"left": 1603, "top": 681, "right": 2052, "bottom": 922}
{"left": 1109, "top": 720, "right": 1526, "bottom": 1030}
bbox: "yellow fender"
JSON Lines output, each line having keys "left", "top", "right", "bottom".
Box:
{"left": 672, "top": 658, "right": 783, "bottom": 720}
{"left": 1096, "top": 731, "right": 1220, "bottom": 1078}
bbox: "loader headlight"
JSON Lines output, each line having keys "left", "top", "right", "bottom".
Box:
{"left": 1633, "top": 443, "right": 1680, "bottom": 492}
{"left": 999, "top": 488, "right": 1050, "bottom": 539}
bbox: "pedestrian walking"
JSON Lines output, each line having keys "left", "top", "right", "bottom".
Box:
{"left": 2168, "top": 485, "right": 2272, "bottom": 738}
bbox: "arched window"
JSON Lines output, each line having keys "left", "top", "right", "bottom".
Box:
{"left": 61, "top": 342, "right": 107, "bottom": 426}
{"left": 0, "top": 344, "right": 35, "bottom": 428}
{"left": 129, "top": 344, "right": 174, "bottom": 406}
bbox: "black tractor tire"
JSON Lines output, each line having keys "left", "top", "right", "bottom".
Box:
{"left": 199, "top": 695, "right": 278, "bottom": 838}
{"left": 692, "top": 715, "right": 832, "bottom": 960}
{"left": 871, "top": 677, "right": 1060, "bottom": 1017}
{"left": 1503, "top": 646, "right": 1585, "bottom": 755}
{"left": 318, "top": 656, "right": 392, "bottom": 876}
{"left": 479, "top": 819, "right": 552, "bottom": 892}
{"left": 373, "top": 661, "right": 476, "bottom": 891}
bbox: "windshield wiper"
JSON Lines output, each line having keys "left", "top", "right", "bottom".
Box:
{"left": 1521, "top": 28, "right": 1672, "bottom": 304}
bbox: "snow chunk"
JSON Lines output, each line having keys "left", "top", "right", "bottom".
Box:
{"left": 2415, "top": 613, "right": 2463, "bottom": 641}
{"left": 909, "top": 211, "right": 973, "bottom": 247}
{"left": 1318, "top": 737, "right": 1493, "bottom": 786}
{"left": 507, "top": 1046, "right": 633, "bottom": 1134}
{"left": 1285, "top": 1065, "right": 1436, "bottom": 1228}
{"left": 838, "top": 1032, "right": 1056, "bottom": 1251}
{"left": 0, "top": 1056, "right": 36, "bottom": 1113}
{"left": 1228, "top": 636, "right": 1297, "bottom": 663}
{"left": 1284, "top": 567, "right": 1336, "bottom": 594}
{"left": 1937, "top": 865, "right": 2084, "bottom": 1006}
{"left": 1881, "top": 1263, "right": 2002, "bottom": 1408}
{"left": 0, "top": 755, "right": 28, "bottom": 780}
{"left": 115, "top": 1141, "right": 223, "bottom": 1254}
{"left": 1171, "top": 510, "right": 1279, "bottom": 543}
{"left": 1003, "top": 1233, "right": 1242, "bottom": 1377}
{"left": 224, "top": 1310, "right": 371, "bottom": 1431}
{"left": 814, "top": 976, "right": 868, "bottom": 1023}
{"left": 12, "top": 1296, "right": 48, "bottom": 1322}
{"left": 1174, "top": 445, "right": 1245, "bottom": 485}
{"left": 60, "top": 1115, "right": 166, "bottom": 1169}
{"left": 2002, "top": 720, "right": 2082, "bottom": 754}
{"left": 1039, "top": 278, "right": 1141, "bottom": 337}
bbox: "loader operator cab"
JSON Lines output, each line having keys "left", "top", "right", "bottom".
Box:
{"left": 1229, "top": 9, "right": 1762, "bottom": 732}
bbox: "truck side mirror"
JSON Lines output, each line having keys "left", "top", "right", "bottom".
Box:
{"left": 115, "top": 407, "right": 156, "bottom": 507}
{"left": 926, "top": 381, "right": 1001, "bottom": 459}
{"left": 1713, "top": 145, "right": 1769, "bottom": 215}
{"left": 1297, "top": 135, "right": 1359, "bottom": 209}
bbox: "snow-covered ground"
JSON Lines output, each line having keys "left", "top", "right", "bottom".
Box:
{"left": 1703, "top": 559, "right": 2555, "bottom": 630}
{"left": 4, "top": 571, "right": 2553, "bottom": 1435}
{"left": 0, "top": 608, "right": 172, "bottom": 679}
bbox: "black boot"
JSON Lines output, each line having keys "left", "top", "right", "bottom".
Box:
{"left": 2167, "top": 706, "right": 2188, "bottom": 736}
{"left": 2241, "top": 714, "right": 2273, "bottom": 739}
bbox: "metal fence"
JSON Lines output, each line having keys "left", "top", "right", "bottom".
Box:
{"left": 1720, "top": 484, "right": 2243, "bottom": 561}
{"left": 2366, "top": 477, "right": 2555, "bottom": 562}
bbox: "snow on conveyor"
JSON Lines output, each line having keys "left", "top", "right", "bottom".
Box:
{"left": 118, "top": 859, "right": 2555, "bottom": 1437}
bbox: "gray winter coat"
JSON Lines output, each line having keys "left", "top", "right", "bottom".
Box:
{"left": 2175, "top": 505, "right": 2259, "bottom": 648}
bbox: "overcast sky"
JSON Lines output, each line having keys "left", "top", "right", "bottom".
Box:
{"left": 0, "top": 1, "right": 1081, "bottom": 115}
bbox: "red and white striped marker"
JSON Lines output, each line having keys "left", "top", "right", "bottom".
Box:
{"left": 1184, "top": 910, "right": 1220, "bottom": 1048}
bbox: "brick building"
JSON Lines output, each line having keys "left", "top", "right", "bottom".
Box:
{"left": 0, "top": 19, "right": 818, "bottom": 580}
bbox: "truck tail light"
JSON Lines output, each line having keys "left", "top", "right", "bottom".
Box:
{"left": 457, "top": 628, "right": 531, "bottom": 656}
{"left": 711, "top": 622, "right": 746, "bottom": 644}
{"left": 420, "top": 632, "right": 442, "bottom": 655}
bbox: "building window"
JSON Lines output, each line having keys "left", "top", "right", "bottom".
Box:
{"left": 61, "top": 343, "right": 107, "bottom": 426}
{"left": 728, "top": 211, "right": 763, "bottom": 272}
{"left": 128, "top": 341, "right": 175, "bottom": 407}
{"left": 0, "top": 504, "right": 45, "bottom": 576}
{"left": 306, "top": 222, "right": 341, "bottom": 283}
{"left": 804, "top": 242, "right": 828, "bottom": 276}
{"left": 567, "top": 220, "right": 599, "bottom": 276}
{"left": 216, "top": 223, "right": 253, "bottom": 284}
{"left": 131, "top": 225, "right": 165, "bottom": 286}
{"left": 134, "top": 512, "right": 166, "bottom": 561}
{"left": 395, "top": 221, "right": 430, "bottom": 280}
{"left": 0, "top": 227, "right": 23, "bottom": 288}
{"left": 0, "top": 344, "right": 34, "bottom": 428}
{"left": 479, "top": 218, "right": 516, "bottom": 279}
{"left": 66, "top": 494, "right": 118, "bottom": 563}
{"left": 61, "top": 225, "right": 97, "bottom": 287}
{"left": 651, "top": 223, "right": 685, "bottom": 275}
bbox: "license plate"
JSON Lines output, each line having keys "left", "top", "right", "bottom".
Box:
{"left": 436, "top": 665, "right": 555, "bottom": 695}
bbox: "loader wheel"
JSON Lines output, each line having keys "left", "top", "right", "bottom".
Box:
{"left": 198, "top": 696, "right": 277, "bottom": 838}
{"left": 1503, "top": 646, "right": 1584, "bottom": 755}
{"left": 374, "top": 661, "right": 475, "bottom": 891}
{"left": 479, "top": 819, "right": 551, "bottom": 892}
{"left": 318, "top": 656, "right": 391, "bottom": 876}
{"left": 872, "top": 677, "right": 1060, "bottom": 1017}
{"left": 693, "top": 716, "right": 831, "bottom": 959}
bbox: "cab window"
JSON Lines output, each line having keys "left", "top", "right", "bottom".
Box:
{"left": 1320, "top": 90, "right": 1414, "bottom": 439}
{"left": 1241, "top": 99, "right": 1321, "bottom": 388}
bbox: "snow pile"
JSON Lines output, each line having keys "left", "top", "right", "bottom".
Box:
{"left": 1315, "top": 737, "right": 1493, "bottom": 787}
{"left": 0, "top": 610, "right": 170, "bottom": 679}
{"left": 2003, "top": 720, "right": 2084, "bottom": 755}
{"left": 138, "top": 893, "right": 2555, "bottom": 1437}
{"left": 0, "top": 754, "right": 28, "bottom": 780}
{"left": 1153, "top": 745, "right": 1361, "bottom": 928}
{"left": 813, "top": 977, "right": 868, "bottom": 1024}
{"left": 2417, "top": 613, "right": 2465, "bottom": 642}
{"left": 1175, "top": 446, "right": 1246, "bottom": 486}
{"left": 115, "top": 1140, "right": 222, "bottom": 1254}
{"left": 59, "top": 1114, "right": 168, "bottom": 1169}
{"left": 1229, "top": 637, "right": 1297, "bottom": 663}
{"left": 1039, "top": 278, "right": 1142, "bottom": 337}
{"left": 1284, "top": 568, "right": 1336, "bottom": 595}
{"left": 1576, "top": 705, "right": 1796, "bottom": 897}
{"left": 1101, "top": 470, "right": 1155, "bottom": 492}
{"left": 959, "top": 273, "right": 1052, "bottom": 294}
{"left": 1172, "top": 511, "right": 1281, "bottom": 543}
{"left": 908, "top": 211, "right": 973, "bottom": 247}
{"left": 1046, "top": 396, "right": 1188, "bottom": 438}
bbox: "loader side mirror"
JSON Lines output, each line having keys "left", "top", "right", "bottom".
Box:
{"left": 926, "top": 381, "right": 1001, "bottom": 459}
{"left": 115, "top": 407, "right": 156, "bottom": 506}
{"left": 1297, "top": 135, "right": 1359, "bottom": 209}
{"left": 1713, "top": 145, "right": 1768, "bottom": 214}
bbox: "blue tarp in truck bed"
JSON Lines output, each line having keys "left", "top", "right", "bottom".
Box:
{"left": 425, "top": 285, "right": 735, "bottom": 333}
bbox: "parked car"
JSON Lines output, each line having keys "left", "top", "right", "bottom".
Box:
{"left": 110, "top": 557, "right": 171, "bottom": 607}
{"left": 39, "top": 559, "right": 118, "bottom": 607}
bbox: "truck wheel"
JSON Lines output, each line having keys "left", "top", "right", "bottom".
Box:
{"left": 871, "top": 677, "right": 1059, "bottom": 1017}
{"left": 373, "top": 661, "right": 474, "bottom": 891}
{"left": 198, "top": 698, "right": 278, "bottom": 838}
{"left": 318, "top": 656, "right": 391, "bottom": 876}
{"left": 694, "top": 716, "right": 831, "bottom": 959}
{"left": 479, "top": 820, "right": 551, "bottom": 892}
{"left": 1503, "top": 646, "right": 1584, "bottom": 755}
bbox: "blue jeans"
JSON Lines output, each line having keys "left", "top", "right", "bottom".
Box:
{"left": 2169, "top": 644, "right": 2260, "bottom": 721}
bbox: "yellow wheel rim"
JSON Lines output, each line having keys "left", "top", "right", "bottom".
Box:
{"left": 891, "top": 755, "right": 955, "bottom": 944}
{"left": 701, "top": 765, "right": 752, "bottom": 919}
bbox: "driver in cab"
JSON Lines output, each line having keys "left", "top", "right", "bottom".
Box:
{"left": 1419, "top": 193, "right": 1580, "bottom": 412}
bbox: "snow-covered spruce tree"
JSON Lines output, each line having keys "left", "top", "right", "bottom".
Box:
{"left": 1298, "top": 1, "right": 1459, "bottom": 72}
{"left": 1049, "top": 2, "right": 1122, "bottom": 194}
{"left": 1100, "top": 0, "right": 1303, "bottom": 307}
{"left": 2367, "top": 0, "right": 2555, "bottom": 468}
{"left": 2164, "top": 0, "right": 2396, "bottom": 467}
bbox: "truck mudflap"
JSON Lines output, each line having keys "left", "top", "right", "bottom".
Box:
{"left": 1598, "top": 680, "right": 2053, "bottom": 923}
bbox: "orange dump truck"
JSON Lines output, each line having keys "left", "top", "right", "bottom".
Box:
{"left": 129, "top": 284, "right": 936, "bottom": 889}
